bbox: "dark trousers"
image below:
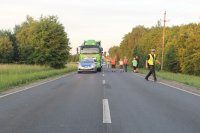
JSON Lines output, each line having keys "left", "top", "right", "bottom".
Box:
{"left": 124, "top": 64, "right": 128, "bottom": 72}
{"left": 145, "top": 65, "right": 157, "bottom": 80}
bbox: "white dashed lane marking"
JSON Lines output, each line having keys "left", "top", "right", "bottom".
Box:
{"left": 103, "top": 99, "right": 112, "bottom": 123}
{"left": 102, "top": 80, "right": 106, "bottom": 85}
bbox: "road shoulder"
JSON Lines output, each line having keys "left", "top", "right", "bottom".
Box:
{"left": 0, "top": 72, "right": 76, "bottom": 97}
{"left": 135, "top": 72, "right": 200, "bottom": 95}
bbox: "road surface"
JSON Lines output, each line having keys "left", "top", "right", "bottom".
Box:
{"left": 0, "top": 68, "right": 200, "bottom": 133}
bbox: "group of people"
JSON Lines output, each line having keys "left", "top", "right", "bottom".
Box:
{"left": 106, "top": 48, "right": 160, "bottom": 82}
{"left": 107, "top": 56, "right": 139, "bottom": 73}
{"left": 108, "top": 56, "right": 128, "bottom": 72}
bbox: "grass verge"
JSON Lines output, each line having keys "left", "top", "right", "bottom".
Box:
{"left": 136, "top": 68, "right": 200, "bottom": 89}
{"left": 0, "top": 64, "right": 77, "bottom": 92}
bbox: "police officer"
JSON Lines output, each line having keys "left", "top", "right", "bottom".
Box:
{"left": 145, "top": 49, "right": 161, "bottom": 81}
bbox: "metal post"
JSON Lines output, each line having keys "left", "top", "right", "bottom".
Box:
{"left": 161, "top": 11, "right": 166, "bottom": 71}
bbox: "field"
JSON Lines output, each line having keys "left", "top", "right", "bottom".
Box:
{"left": 0, "top": 64, "right": 77, "bottom": 92}
{"left": 139, "top": 69, "right": 200, "bottom": 89}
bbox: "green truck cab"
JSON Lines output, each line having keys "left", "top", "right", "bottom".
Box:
{"left": 79, "top": 40, "right": 103, "bottom": 72}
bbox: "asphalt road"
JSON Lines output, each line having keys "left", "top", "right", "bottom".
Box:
{"left": 0, "top": 67, "right": 200, "bottom": 133}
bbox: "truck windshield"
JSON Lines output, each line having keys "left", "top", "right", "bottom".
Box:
{"left": 81, "top": 48, "right": 99, "bottom": 54}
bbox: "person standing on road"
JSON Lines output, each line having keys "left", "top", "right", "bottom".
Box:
{"left": 145, "top": 49, "right": 161, "bottom": 81}
{"left": 135, "top": 56, "right": 139, "bottom": 73}
{"left": 107, "top": 57, "right": 111, "bottom": 68}
{"left": 111, "top": 56, "right": 116, "bottom": 72}
{"left": 119, "top": 58, "right": 124, "bottom": 72}
{"left": 132, "top": 57, "right": 138, "bottom": 73}
{"left": 123, "top": 56, "right": 128, "bottom": 72}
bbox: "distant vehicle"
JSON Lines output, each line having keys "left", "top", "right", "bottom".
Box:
{"left": 78, "top": 40, "right": 103, "bottom": 72}
{"left": 77, "top": 59, "right": 97, "bottom": 73}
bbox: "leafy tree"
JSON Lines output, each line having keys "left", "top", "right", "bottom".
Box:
{"left": 32, "top": 16, "right": 70, "bottom": 68}
{"left": 15, "top": 16, "right": 36, "bottom": 64}
{"left": 68, "top": 54, "right": 79, "bottom": 62}
{"left": 164, "top": 44, "right": 179, "bottom": 72}
{"left": 108, "top": 46, "right": 120, "bottom": 61}
{"left": 14, "top": 15, "right": 70, "bottom": 68}
{"left": 109, "top": 23, "right": 200, "bottom": 75}
{"left": 0, "top": 32, "right": 13, "bottom": 63}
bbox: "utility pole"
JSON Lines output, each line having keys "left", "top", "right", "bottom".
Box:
{"left": 161, "top": 11, "right": 167, "bottom": 71}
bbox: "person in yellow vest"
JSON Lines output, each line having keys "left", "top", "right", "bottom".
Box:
{"left": 145, "top": 49, "right": 161, "bottom": 81}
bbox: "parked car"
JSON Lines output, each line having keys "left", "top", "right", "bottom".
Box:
{"left": 77, "top": 59, "right": 97, "bottom": 73}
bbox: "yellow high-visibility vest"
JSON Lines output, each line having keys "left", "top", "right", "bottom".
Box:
{"left": 148, "top": 54, "right": 156, "bottom": 65}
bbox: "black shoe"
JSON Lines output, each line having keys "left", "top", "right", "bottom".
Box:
{"left": 145, "top": 78, "right": 149, "bottom": 81}
{"left": 154, "top": 79, "right": 157, "bottom": 82}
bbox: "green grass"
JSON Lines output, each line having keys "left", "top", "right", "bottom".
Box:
{"left": 0, "top": 64, "right": 77, "bottom": 92}
{"left": 138, "top": 68, "right": 200, "bottom": 89}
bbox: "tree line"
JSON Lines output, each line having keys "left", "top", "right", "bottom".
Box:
{"left": 0, "top": 15, "right": 70, "bottom": 68}
{"left": 67, "top": 54, "right": 79, "bottom": 62}
{"left": 108, "top": 23, "right": 200, "bottom": 75}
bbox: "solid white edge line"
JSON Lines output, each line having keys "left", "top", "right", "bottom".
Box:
{"left": 134, "top": 73, "right": 200, "bottom": 97}
{"left": 103, "top": 99, "right": 112, "bottom": 123}
{"left": 0, "top": 73, "right": 73, "bottom": 99}
{"left": 158, "top": 82, "right": 200, "bottom": 97}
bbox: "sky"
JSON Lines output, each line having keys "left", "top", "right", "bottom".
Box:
{"left": 0, "top": 0, "right": 200, "bottom": 54}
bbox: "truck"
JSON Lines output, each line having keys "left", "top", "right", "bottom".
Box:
{"left": 78, "top": 40, "right": 103, "bottom": 72}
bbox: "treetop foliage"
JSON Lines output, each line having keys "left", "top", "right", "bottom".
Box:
{"left": 109, "top": 23, "right": 200, "bottom": 75}
{"left": 0, "top": 15, "right": 70, "bottom": 68}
